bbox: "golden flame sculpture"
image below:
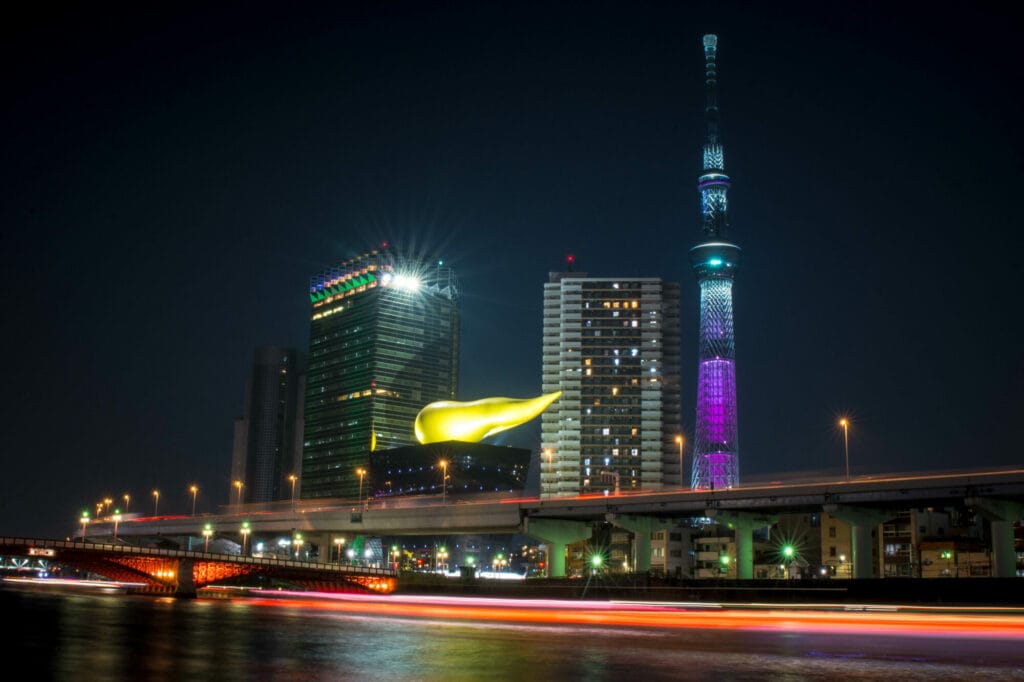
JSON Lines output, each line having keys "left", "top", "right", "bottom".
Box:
{"left": 414, "top": 391, "right": 562, "bottom": 444}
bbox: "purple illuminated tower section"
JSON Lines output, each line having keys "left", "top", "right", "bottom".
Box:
{"left": 690, "top": 34, "right": 741, "bottom": 490}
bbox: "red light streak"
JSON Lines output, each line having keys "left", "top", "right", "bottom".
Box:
{"left": 237, "top": 592, "right": 1024, "bottom": 639}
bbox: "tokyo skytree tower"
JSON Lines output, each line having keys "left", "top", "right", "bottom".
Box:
{"left": 690, "top": 34, "right": 741, "bottom": 490}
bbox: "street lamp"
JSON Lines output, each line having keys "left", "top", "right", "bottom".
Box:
{"left": 675, "top": 435, "right": 685, "bottom": 487}
{"left": 202, "top": 523, "right": 213, "bottom": 552}
{"left": 190, "top": 485, "right": 199, "bottom": 516}
{"left": 152, "top": 489, "right": 160, "bottom": 516}
{"left": 437, "top": 546, "right": 448, "bottom": 573}
{"left": 288, "top": 474, "right": 298, "bottom": 510}
{"left": 123, "top": 494, "right": 130, "bottom": 511}
{"left": 240, "top": 522, "right": 251, "bottom": 556}
{"left": 356, "top": 468, "right": 366, "bottom": 509}
{"left": 438, "top": 459, "right": 448, "bottom": 504}
{"left": 112, "top": 509, "right": 122, "bottom": 543}
{"left": 334, "top": 537, "right": 345, "bottom": 565}
{"left": 782, "top": 544, "right": 795, "bottom": 579}
{"left": 79, "top": 512, "right": 89, "bottom": 541}
{"left": 233, "top": 480, "right": 244, "bottom": 506}
{"left": 942, "top": 549, "right": 954, "bottom": 577}
{"left": 294, "top": 533, "right": 304, "bottom": 560}
{"left": 838, "top": 418, "right": 850, "bottom": 481}
{"left": 104, "top": 498, "right": 113, "bottom": 514}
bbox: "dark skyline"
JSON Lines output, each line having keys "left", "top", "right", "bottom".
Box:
{"left": 2, "top": 2, "right": 1021, "bottom": 539}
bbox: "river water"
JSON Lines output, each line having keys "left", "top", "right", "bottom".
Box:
{"left": 6, "top": 587, "right": 1023, "bottom": 681}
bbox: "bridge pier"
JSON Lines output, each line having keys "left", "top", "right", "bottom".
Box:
{"left": 175, "top": 558, "right": 196, "bottom": 598}
{"left": 824, "top": 505, "right": 892, "bottom": 579}
{"left": 965, "top": 497, "right": 1024, "bottom": 578}
{"left": 705, "top": 510, "right": 779, "bottom": 579}
{"left": 605, "top": 514, "right": 679, "bottom": 574}
{"left": 525, "top": 518, "right": 592, "bottom": 578}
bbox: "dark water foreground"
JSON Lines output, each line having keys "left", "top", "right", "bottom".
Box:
{"left": 5, "top": 585, "right": 1023, "bottom": 681}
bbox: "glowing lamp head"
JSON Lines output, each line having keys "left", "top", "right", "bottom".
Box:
{"left": 383, "top": 271, "right": 421, "bottom": 292}
{"left": 783, "top": 545, "right": 795, "bottom": 558}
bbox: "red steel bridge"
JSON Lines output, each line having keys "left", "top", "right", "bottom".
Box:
{"left": 0, "top": 537, "right": 395, "bottom": 597}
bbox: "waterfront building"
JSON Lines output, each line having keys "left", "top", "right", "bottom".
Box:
{"left": 690, "top": 34, "right": 742, "bottom": 490}
{"left": 302, "top": 245, "right": 459, "bottom": 499}
{"left": 368, "top": 441, "right": 530, "bottom": 500}
{"left": 649, "top": 528, "right": 689, "bottom": 578}
{"left": 820, "top": 511, "right": 855, "bottom": 579}
{"left": 693, "top": 533, "right": 737, "bottom": 579}
{"left": 540, "top": 266, "right": 682, "bottom": 497}
{"left": 229, "top": 346, "right": 305, "bottom": 504}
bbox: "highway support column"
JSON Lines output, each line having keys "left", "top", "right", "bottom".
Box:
{"left": 525, "top": 518, "right": 593, "bottom": 578}
{"left": 705, "top": 510, "right": 779, "bottom": 579}
{"left": 823, "top": 505, "right": 892, "bottom": 579}
{"left": 605, "top": 514, "right": 679, "bottom": 574}
{"left": 965, "top": 497, "right": 1024, "bottom": 578}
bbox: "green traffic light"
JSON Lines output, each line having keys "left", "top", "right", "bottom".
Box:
{"left": 783, "top": 545, "right": 795, "bottom": 558}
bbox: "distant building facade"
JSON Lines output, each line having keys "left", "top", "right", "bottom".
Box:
{"left": 541, "top": 269, "right": 682, "bottom": 496}
{"left": 230, "top": 346, "right": 305, "bottom": 504}
{"left": 302, "top": 245, "right": 459, "bottom": 499}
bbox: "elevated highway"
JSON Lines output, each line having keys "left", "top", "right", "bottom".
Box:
{"left": 90, "top": 467, "right": 1024, "bottom": 579}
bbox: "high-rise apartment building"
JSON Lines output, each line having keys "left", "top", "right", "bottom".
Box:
{"left": 302, "top": 245, "right": 459, "bottom": 499}
{"left": 541, "top": 268, "right": 681, "bottom": 497}
{"left": 229, "top": 346, "right": 305, "bottom": 505}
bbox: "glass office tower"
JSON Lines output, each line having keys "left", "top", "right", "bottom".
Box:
{"left": 302, "top": 245, "right": 459, "bottom": 499}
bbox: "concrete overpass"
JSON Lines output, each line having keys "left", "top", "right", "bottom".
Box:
{"left": 91, "top": 467, "right": 1024, "bottom": 579}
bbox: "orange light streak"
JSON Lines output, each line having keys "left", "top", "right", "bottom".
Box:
{"left": 239, "top": 593, "right": 1024, "bottom": 640}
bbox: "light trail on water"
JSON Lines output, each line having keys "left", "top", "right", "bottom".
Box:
{"left": 233, "top": 590, "right": 1024, "bottom": 640}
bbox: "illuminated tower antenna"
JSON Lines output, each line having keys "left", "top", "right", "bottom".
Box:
{"left": 690, "top": 34, "right": 741, "bottom": 490}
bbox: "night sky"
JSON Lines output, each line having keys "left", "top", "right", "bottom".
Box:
{"left": 3, "top": 2, "right": 1021, "bottom": 539}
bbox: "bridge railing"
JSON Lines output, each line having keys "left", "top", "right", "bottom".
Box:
{"left": 0, "top": 537, "right": 395, "bottom": 576}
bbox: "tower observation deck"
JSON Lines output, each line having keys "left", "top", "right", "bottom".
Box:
{"left": 690, "top": 34, "right": 741, "bottom": 490}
